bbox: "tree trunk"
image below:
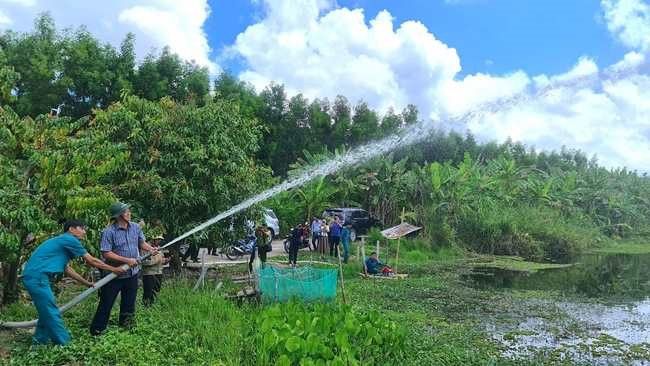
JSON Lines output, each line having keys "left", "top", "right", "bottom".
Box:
{"left": 169, "top": 241, "right": 182, "bottom": 274}
{"left": 2, "top": 260, "right": 20, "bottom": 305}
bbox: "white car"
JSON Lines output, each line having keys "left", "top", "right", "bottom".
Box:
{"left": 262, "top": 208, "right": 280, "bottom": 240}
{"left": 243, "top": 208, "right": 279, "bottom": 245}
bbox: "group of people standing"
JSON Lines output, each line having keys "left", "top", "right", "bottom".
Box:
{"left": 306, "top": 216, "right": 352, "bottom": 263}
{"left": 21, "top": 201, "right": 167, "bottom": 345}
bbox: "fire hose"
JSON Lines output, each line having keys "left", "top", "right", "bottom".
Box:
{"left": 0, "top": 217, "right": 223, "bottom": 329}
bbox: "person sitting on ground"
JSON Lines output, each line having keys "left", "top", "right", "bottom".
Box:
{"left": 365, "top": 252, "right": 393, "bottom": 276}
{"left": 141, "top": 235, "right": 169, "bottom": 306}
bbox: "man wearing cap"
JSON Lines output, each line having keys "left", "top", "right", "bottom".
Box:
{"left": 22, "top": 219, "right": 127, "bottom": 345}
{"left": 141, "top": 235, "right": 168, "bottom": 306}
{"left": 89, "top": 202, "right": 157, "bottom": 335}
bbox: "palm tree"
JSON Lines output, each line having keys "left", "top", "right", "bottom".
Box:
{"left": 294, "top": 176, "right": 339, "bottom": 221}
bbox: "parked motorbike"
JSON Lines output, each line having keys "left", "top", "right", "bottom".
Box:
{"left": 283, "top": 227, "right": 312, "bottom": 253}
{"left": 225, "top": 235, "right": 256, "bottom": 260}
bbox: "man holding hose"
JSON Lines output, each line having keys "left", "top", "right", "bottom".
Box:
{"left": 89, "top": 202, "right": 157, "bottom": 335}
{"left": 21, "top": 219, "right": 127, "bottom": 345}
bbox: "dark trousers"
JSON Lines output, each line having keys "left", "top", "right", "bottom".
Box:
{"left": 311, "top": 233, "right": 320, "bottom": 250}
{"left": 249, "top": 246, "right": 268, "bottom": 273}
{"left": 142, "top": 274, "right": 162, "bottom": 307}
{"left": 182, "top": 244, "right": 199, "bottom": 262}
{"left": 90, "top": 275, "right": 138, "bottom": 335}
{"left": 289, "top": 242, "right": 299, "bottom": 265}
{"left": 330, "top": 236, "right": 340, "bottom": 257}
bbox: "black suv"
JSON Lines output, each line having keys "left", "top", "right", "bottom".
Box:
{"left": 322, "top": 208, "right": 374, "bottom": 242}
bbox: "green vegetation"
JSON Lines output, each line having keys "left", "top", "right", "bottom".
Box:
{"left": 1, "top": 15, "right": 210, "bottom": 119}
{"left": 3, "top": 243, "right": 650, "bottom": 365}
{"left": 0, "top": 261, "right": 504, "bottom": 366}
{"left": 0, "top": 278, "right": 410, "bottom": 365}
{"left": 590, "top": 240, "right": 650, "bottom": 255}
{"left": 1, "top": 13, "right": 650, "bottom": 366}
{"left": 470, "top": 256, "right": 573, "bottom": 273}
{"left": 255, "top": 302, "right": 404, "bottom": 365}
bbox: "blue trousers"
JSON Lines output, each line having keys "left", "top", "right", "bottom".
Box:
{"left": 341, "top": 240, "right": 350, "bottom": 263}
{"left": 23, "top": 275, "right": 71, "bottom": 345}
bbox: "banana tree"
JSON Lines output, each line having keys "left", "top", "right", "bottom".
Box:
{"left": 294, "top": 176, "right": 339, "bottom": 222}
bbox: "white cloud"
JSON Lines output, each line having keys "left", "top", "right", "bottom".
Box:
{"left": 233, "top": 1, "right": 460, "bottom": 115}
{"left": 440, "top": 71, "right": 530, "bottom": 116}
{"left": 468, "top": 57, "right": 650, "bottom": 170}
{"left": 0, "top": 9, "right": 12, "bottom": 26}
{"left": 0, "top": 0, "right": 218, "bottom": 73}
{"left": 230, "top": 0, "right": 650, "bottom": 171}
{"left": 0, "top": 0, "right": 37, "bottom": 6}
{"left": 119, "top": 1, "right": 218, "bottom": 74}
{"left": 602, "top": 0, "right": 650, "bottom": 51}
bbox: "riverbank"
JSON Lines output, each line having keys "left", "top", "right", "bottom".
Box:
{"left": 2, "top": 241, "right": 649, "bottom": 365}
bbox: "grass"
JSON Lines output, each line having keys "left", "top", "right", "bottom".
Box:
{"left": 0, "top": 255, "right": 508, "bottom": 366}
{"left": 2, "top": 282, "right": 251, "bottom": 365}
{"left": 589, "top": 240, "right": 650, "bottom": 255}
{"left": 2, "top": 239, "right": 649, "bottom": 365}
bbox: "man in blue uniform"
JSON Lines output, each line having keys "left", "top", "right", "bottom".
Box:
{"left": 22, "top": 220, "right": 127, "bottom": 345}
{"left": 341, "top": 223, "right": 352, "bottom": 264}
{"left": 90, "top": 202, "right": 157, "bottom": 335}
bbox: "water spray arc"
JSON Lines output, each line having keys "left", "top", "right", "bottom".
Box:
{"left": 1, "top": 59, "right": 645, "bottom": 328}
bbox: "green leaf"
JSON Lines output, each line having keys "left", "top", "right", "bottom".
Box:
{"left": 285, "top": 336, "right": 302, "bottom": 353}
{"left": 277, "top": 355, "right": 292, "bottom": 366}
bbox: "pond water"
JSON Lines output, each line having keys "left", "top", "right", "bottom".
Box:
{"left": 467, "top": 252, "right": 650, "bottom": 364}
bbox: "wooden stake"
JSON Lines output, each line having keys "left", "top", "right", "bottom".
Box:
{"left": 376, "top": 240, "right": 380, "bottom": 259}
{"left": 394, "top": 207, "right": 405, "bottom": 275}
{"left": 360, "top": 241, "right": 367, "bottom": 275}
{"left": 336, "top": 245, "right": 347, "bottom": 304}
{"left": 193, "top": 251, "right": 208, "bottom": 291}
{"left": 395, "top": 238, "right": 400, "bottom": 275}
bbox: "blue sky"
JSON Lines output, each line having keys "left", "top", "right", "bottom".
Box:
{"left": 205, "top": 0, "right": 628, "bottom": 76}
{"left": 0, "top": 0, "right": 649, "bottom": 171}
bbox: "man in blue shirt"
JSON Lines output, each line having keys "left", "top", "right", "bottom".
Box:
{"left": 89, "top": 202, "right": 157, "bottom": 336}
{"left": 329, "top": 216, "right": 342, "bottom": 257}
{"left": 22, "top": 220, "right": 127, "bottom": 345}
{"left": 310, "top": 217, "right": 321, "bottom": 251}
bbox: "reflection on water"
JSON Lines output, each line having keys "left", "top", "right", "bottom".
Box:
{"left": 468, "top": 252, "right": 650, "bottom": 364}
{"left": 469, "top": 253, "right": 650, "bottom": 299}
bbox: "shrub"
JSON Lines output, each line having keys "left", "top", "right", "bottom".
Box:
{"left": 254, "top": 301, "right": 405, "bottom": 365}
{"left": 454, "top": 204, "right": 601, "bottom": 262}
